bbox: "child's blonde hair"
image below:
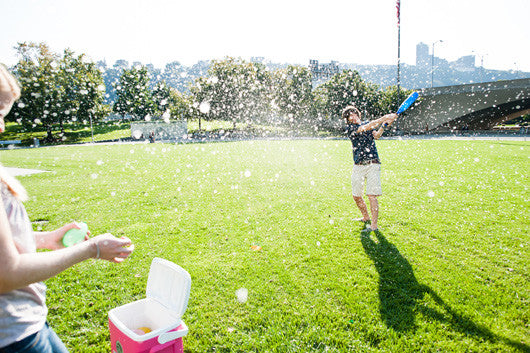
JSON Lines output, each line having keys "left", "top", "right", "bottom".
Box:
{"left": 0, "top": 165, "right": 28, "bottom": 201}
{"left": 0, "top": 65, "right": 27, "bottom": 201}
{"left": 0, "top": 63, "right": 21, "bottom": 101}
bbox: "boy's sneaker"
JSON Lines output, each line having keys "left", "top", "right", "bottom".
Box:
{"left": 354, "top": 218, "right": 371, "bottom": 226}
{"left": 361, "top": 225, "right": 372, "bottom": 234}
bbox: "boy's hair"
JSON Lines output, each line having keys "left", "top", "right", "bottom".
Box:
{"left": 342, "top": 105, "right": 361, "bottom": 121}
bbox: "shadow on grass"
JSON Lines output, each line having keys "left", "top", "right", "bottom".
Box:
{"left": 2, "top": 122, "right": 131, "bottom": 145}
{"left": 63, "top": 123, "right": 130, "bottom": 142}
{"left": 360, "top": 230, "right": 528, "bottom": 352}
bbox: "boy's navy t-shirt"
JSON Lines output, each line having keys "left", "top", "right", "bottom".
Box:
{"left": 345, "top": 122, "right": 380, "bottom": 164}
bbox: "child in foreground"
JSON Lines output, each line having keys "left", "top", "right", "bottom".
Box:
{"left": 0, "top": 64, "right": 134, "bottom": 353}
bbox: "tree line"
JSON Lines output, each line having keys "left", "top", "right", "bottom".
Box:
{"left": 7, "top": 42, "right": 411, "bottom": 142}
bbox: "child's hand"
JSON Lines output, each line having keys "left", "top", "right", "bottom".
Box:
{"left": 90, "top": 234, "right": 134, "bottom": 263}
{"left": 46, "top": 222, "right": 87, "bottom": 250}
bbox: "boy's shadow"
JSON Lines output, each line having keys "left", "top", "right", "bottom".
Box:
{"left": 360, "top": 230, "right": 528, "bottom": 351}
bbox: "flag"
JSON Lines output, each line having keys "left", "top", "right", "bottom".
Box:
{"left": 396, "top": 0, "right": 401, "bottom": 26}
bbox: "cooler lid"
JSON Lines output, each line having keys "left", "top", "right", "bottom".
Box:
{"left": 146, "top": 258, "right": 191, "bottom": 318}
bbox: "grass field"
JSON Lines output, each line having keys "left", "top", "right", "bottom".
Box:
{"left": 0, "top": 139, "right": 528, "bottom": 352}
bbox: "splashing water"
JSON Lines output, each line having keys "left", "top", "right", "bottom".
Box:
{"left": 132, "top": 130, "right": 143, "bottom": 139}
{"left": 162, "top": 110, "right": 171, "bottom": 123}
{"left": 199, "top": 101, "right": 211, "bottom": 114}
{"left": 236, "top": 288, "right": 248, "bottom": 303}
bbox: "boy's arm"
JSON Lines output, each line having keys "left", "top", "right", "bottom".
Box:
{"left": 373, "top": 126, "right": 385, "bottom": 140}
{"left": 357, "top": 113, "right": 398, "bottom": 133}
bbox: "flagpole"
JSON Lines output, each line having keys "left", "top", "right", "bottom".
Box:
{"left": 397, "top": 0, "right": 401, "bottom": 95}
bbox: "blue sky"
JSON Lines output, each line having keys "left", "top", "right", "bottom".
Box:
{"left": 1, "top": 0, "right": 529, "bottom": 72}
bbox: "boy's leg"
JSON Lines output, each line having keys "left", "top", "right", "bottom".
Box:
{"left": 367, "top": 195, "right": 379, "bottom": 230}
{"left": 352, "top": 166, "right": 370, "bottom": 223}
{"left": 351, "top": 165, "right": 370, "bottom": 223}
{"left": 353, "top": 196, "right": 371, "bottom": 222}
{"left": 365, "top": 164, "right": 382, "bottom": 230}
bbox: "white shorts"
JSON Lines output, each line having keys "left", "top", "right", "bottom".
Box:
{"left": 351, "top": 164, "right": 382, "bottom": 197}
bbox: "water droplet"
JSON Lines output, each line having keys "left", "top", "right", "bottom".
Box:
{"left": 199, "top": 101, "right": 211, "bottom": 114}
{"left": 132, "top": 130, "right": 143, "bottom": 139}
{"left": 236, "top": 288, "right": 248, "bottom": 303}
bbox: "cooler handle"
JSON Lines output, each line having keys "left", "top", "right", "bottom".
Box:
{"left": 157, "top": 322, "right": 189, "bottom": 344}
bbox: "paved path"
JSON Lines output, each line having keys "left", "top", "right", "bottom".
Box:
{"left": 4, "top": 167, "right": 48, "bottom": 177}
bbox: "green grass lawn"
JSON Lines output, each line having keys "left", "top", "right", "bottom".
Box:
{"left": 0, "top": 139, "right": 528, "bottom": 352}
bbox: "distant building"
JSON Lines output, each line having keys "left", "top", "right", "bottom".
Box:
{"left": 114, "top": 59, "right": 130, "bottom": 69}
{"left": 309, "top": 59, "right": 340, "bottom": 80}
{"left": 416, "top": 42, "right": 430, "bottom": 69}
{"left": 416, "top": 42, "right": 472, "bottom": 71}
{"left": 451, "top": 55, "right": 475, "bottom": 72}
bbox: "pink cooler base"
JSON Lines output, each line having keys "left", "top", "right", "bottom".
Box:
{"left": 109, "top": 319, "right": 184, "bottom": 353}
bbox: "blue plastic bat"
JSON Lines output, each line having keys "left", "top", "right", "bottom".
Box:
{"left": 396, "top": 91, "right": 419, "bottom": 114}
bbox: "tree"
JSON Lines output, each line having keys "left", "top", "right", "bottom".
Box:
{"left": 244, "top": 62, "right": 273, "bottom": 127}
{"left": 9, "top": 42, "right": 106, "bottom": 142}
{"left": 314, "top": 70, "right": 381, "bottom": 129}
{"left": 98, "top": 60, "right": 124, "bottom": 104}
{"left": 113, "top": 65, "right": 156, "bottom": 120}
{"left": 190, "top": 57, "right": 273, "bottom": 129}
{"left": 58, "top": 49, "right": 106, "bottom": 131}
{"left": 271, "top": 65, "right": 314, "bottom": 128}
{"left": 9, "top": 43, "right": 61, "bottom": 141}
{"left": 168, "top": 89, "right": 193, "bottom": 121}
{"left": 162, "top": 61, "right": 189, "bottom": 93}
{"left": 378, "top": 85, "right": 412, "bottom": 115}
{"left": 152, "top": 81, "right": 172, "bottom": 118}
